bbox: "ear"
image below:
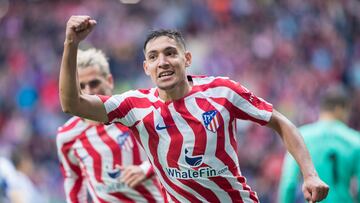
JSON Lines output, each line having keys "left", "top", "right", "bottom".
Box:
{"left": 143, "top": 60, "right": 151, "bottom": 76}
{"left": 184, "top": 51, "right": 192, "bottom": 67}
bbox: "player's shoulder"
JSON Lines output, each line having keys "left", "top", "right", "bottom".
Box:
{"left": 299, "top": 122, "right": 319, "bottom": 133}
{"left": 342, "top": 125, "right": 360, "bottom": 143}
{"left": 56, "top": 116, "right": 86, "bottom": 140}
{"left": 111, "top": 88, "right": 157, "bottom": 99}
{"left": 58, "top": 116, "right": 82, "bottom": 130}
{"left": 191, "top": 75, "right": 234, "bottom": 86}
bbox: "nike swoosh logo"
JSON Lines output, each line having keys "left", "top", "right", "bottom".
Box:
{"left": 80, "top": 155, "right": 89, "bottom": 161}
{"left": 156, "top": 123, "right": 172, "bottom": 130}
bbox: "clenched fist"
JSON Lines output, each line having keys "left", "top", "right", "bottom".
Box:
{"left": 302, "top": 175, "right": 329, "bottom": 203}
{"left": 65, "top": 15, "right": 97, "bottom": 45}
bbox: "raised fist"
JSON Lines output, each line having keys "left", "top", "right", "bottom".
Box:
{"left": 65, "top": 15, "right": 97, "bottom": 44}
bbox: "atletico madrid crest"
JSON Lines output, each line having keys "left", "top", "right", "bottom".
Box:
{"left": 202, "top": 110, "right": 220, "bottom": 132}
{"left": 116, "top": 132, "right": 133, "bottom": 151}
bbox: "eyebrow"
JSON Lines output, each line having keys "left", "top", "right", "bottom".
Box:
{"left": 146, "top": 46, "right": 179, "bottom": 56}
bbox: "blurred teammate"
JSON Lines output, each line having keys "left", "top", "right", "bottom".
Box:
{"left": 59, "top": 15, "right": 329, "bottom": 202}
{"left": 56, "top": 48, "right": 164, "bottom": 202}
{"left": 279, "top": 87, "right": 360, "bottom": 203}
{"left": 0, "top": 154, "right": 45, "bottom": 203}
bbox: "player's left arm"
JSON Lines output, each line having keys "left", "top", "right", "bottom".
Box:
{"left": 267, "top": 109, "right": 329, "bottom": 203}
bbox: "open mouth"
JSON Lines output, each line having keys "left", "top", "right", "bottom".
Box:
{"left": 158, "top": 71, "right": 175, "bottom": 78}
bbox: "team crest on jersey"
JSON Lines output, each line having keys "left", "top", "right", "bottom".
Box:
{"left": 116, "top": 132, "right": 133, "bottom": 151}
{"left": 202, "top": 110, "right": 220, "bottom": 132}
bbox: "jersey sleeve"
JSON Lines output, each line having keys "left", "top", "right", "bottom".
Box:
{"left": 56, "top": 133, "right": 87, "bottom": 203}
{"left": 217, "top": 78, "right": 273, "bottom": 125}
{"left": 278, "top": 152, "right": 301, "bottom": 203}
{"left": 97, "top": 92, "right": 136, "bottom": 127}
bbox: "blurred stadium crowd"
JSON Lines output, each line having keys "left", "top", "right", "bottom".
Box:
{"left": 0, "top": 0, "right": 359, "bottom": 202}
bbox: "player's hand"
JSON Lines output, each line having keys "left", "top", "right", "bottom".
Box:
{"left": 118, "top": 165, "right": 146, "bottom": 188}
{"left": 302, "top": 175, "right": 329, "bottom": 202}
{"left": 65, "top": 15, "right": 96, "bottom": 45}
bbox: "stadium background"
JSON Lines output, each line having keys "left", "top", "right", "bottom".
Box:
{"left": 0, "top": 0, "right": 359, "bottom": 202}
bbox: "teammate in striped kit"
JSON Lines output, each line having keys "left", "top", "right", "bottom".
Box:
{"left": 59, "top": 15, "right": 329, "bottom": 202}
{"left": 279, "top": 87, "right": 360, "bottom": 203}
{"left": 56, "top": 48, "right": 164, "bottom": 202}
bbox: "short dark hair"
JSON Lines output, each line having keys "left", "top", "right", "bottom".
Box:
{"left": 320, "top": 86, "right": 350, "bottom": 111}
{"left": 143, "top": 29, "right": 186, "bottom": 52}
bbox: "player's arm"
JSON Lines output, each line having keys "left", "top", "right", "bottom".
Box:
{"left": 267, "top": 109, "right": 329, "bottom": 203}
{"left": 278, "top": 152, "right": 301, "bottom": 203}
{"left": 59, "top": 15, "right": 108, "bottom": 122}
{"left": 119, "top": 161, "right": 154, "bottom": 188}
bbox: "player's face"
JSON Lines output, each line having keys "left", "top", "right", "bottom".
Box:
{"left": 143, "top": 36, "right": 191, "bottom": 91}
{"left": 78, "top": 66, "right": 114, "bottom": 96}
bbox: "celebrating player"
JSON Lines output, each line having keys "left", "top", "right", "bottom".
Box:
{"left": 59, "top": 15, "right": 329, "bottom": 202}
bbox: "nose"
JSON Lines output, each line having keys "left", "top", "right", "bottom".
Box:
{"left": 158, "top": 54, "right": 169, "bottom": 68}
{"left": 82, "top": 84, "right": 91, "bottom": 94}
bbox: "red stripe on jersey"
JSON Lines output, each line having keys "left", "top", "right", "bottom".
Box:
{"left": 79, "top": 130, "right": 104, "bottom": 183}
{"left": 213, "top": 98, "right": 238, "bottom": 153}
{"left": 97, "top": 95, "right": 111, "bottom": 103}
{"left": 134, "top": 185, "right": 157, "bottom": 203}
{"left": 130, "top": 135, "right": 141, "bottom": 165}
{"left": 237, "top": 176, "right": 259, "bottom": 203}
{"left": 143, "top": 112, "right": 201, "bottom": 203}
{"left": 58, "top": 117, "right": 81, "bottom": 133}
{"left": 160, "top": 105, "right": 183, "bottom": 169}
{"left": 110, "top": 192, "right": 135, "bottom": 203}
{"left": 96, "top": 125, "right": 122, "bottom": 167}
{"left": 61, "top": 140, "right": 84, "bottom": 202}
{"left": 107, "top": 97, "right": 163, "bottom": 123}
{"left": 128, "top": 127, "right": 144, "bottom": 150}
{"left": 209, "top": 176, "right": 244, "bottom": 203}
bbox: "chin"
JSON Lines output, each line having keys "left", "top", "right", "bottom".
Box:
{"left": 157, "top": 82, "right": 177, "bottom": 91}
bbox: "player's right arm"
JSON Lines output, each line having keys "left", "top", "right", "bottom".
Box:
{"left": 59, "top": 15, "right": 108, "bottom": 123}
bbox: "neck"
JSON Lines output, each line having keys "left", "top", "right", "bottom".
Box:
{"left": 84, "top": 118, "right": 101, "bottom": 125}
{"left": 319, "top": 111, "right": 340, "bottom": 122}
{"left": 158, "top": 79, "right": 192, "bottom": 101}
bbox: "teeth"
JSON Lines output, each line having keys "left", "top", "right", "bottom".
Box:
{"left": 159, "top": 71, "right": 173, "bottom": 78}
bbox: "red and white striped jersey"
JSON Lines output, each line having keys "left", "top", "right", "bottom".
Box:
{"left": 99, "top": 76, "right": 273, "bottom": 203}
{"left": 56, "top": 117, "right": 164, "bottom": 203}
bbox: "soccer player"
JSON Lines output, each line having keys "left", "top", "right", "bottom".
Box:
{"left": 0, "top": 155, "right": 44, "bottom": 203}
{"left": 59, "top": 15, "right": 329, "bottom": 202}
{"left": 279, "top": 87, "right": 360, "bottom": 203}
{"left": 56, "top": 48, "right": 164, "bottom": 202}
